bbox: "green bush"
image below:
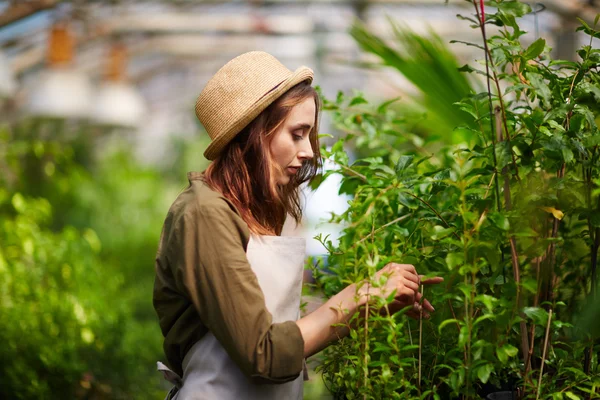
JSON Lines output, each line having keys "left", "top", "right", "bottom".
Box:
{"left": 0, "top": 191, "right": 129, "bottom": 398}
{"left": 314, "top": 2, "right": 600, "bottom": 398}
{"left": 0, "top": 126, "right": 201, "bottom": 398}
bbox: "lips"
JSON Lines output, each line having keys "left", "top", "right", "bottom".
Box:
{"left": 287, "top": 166, "right": 300, "bottom": 174}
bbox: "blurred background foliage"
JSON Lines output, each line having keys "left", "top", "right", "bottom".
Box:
{"left": 350, "top": 20, "right": 482, "bottom": 146}
{"left": 0, "top": 121, "right": 209, "bottom": 399}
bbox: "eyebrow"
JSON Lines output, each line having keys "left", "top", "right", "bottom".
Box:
{"left": 291, "top": 122, "right": 313, "bottom": 131}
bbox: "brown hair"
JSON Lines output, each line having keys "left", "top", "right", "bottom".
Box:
{"left": 202, "top": 81, "right": 321, "bottom": 235}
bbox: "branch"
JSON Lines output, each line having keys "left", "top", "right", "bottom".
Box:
{"left": 536, "top": 309, "right": 553, "bottom": 400}
{"left": 473, "top": 1, "right": 521, "bottom": 183}
{"left": 406, "top": 193, "right": 460, "bottom": 240}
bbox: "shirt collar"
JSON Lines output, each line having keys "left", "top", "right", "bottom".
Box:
{"left": 187, "top": 171, "right": 204, "bottom": 182}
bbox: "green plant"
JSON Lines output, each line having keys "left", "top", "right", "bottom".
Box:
{"left": 314, "top": 1, "right": 600, "bottom": 398}
{"left": 0, "top": 123, "right": 198, "bottom": 398}
{"left": 350, "top": 19, "right": 481, "bottom": 145}
{"left": 0, "top": 179, "right": 130, "bottom": 399}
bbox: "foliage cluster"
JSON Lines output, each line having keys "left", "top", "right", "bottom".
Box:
{"left": 0, "top": 123, "right": 205, "bottom": 398}
{"left": 314, "top": 1, "right": 600, "bottom": 398}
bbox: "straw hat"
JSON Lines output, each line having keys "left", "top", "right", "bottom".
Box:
{"left": 195, "top": 51, "right": 314, "bottom": 160}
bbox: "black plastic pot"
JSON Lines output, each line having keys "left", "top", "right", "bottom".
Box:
{"left": 486, "top": 391, "right": 517, "bottom": 400}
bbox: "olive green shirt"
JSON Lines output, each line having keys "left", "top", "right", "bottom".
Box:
{"left": 153, "top": 172, "right": 304, "bottom": 383}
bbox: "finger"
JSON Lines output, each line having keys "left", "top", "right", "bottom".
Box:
{"left": 422, "top": 298, "right": 435, "bottom": 312}
{"left": 420, "top": 276, "right": 444, "bottom": 285}
{"left": 402, "top": 270, "right": 420, "bottom": 283}
{"left": 403, "top": 280, "right": 419, "bottom": 293}
{"left": 381, "top": 263, "right": 394, "bottom": 273}
{"left": 392, "top": 263, "right": 418, "bottom": 277}
{"left": 412, "top": 291, "right": 434, "bottom": 311}
{"left": 412, "top": 302, "right": 422, "bottom": 313}
{"left": 397, "top": 290, "right": 415, "bottom": 304}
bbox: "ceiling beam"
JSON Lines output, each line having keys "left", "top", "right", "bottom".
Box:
{"left": 104, "top": 14, "right": 314, "bottom": 35}
{"left": 0, "top": 0, "right": 57, "bottom": 28}
{"left": 542, "top": 0, "right": 599, "bottom": 26}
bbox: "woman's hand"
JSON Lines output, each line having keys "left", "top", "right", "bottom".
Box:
{"left": 360, "top": 263, "right": 443, "bottom": 319}
{"left": 359, "top": 263, "right": 420, "bottom": 304}
{"left": 297, "top": 263, "right": 443, "bottom": 357}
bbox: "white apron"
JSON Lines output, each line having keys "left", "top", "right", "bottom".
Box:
{"left": 158, "top": 234, "right": 306, "bottom": 400}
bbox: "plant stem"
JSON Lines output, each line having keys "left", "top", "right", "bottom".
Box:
{"left": 536, "top": 309, "right": 553, "bottom": 400}
{"left": 363, "top": 221, "right": 375, "bottom": 400}
{"left": 356, "top": 215, "right": 410, "bottom": 245}
{"left": 496, "top": 103, "right": 531, "bottom": 372}
{"left": 474, "top": 0, "right": 502, "bottom": 211}
{"left": 330, "top": 159, "right": 369, "bottom": 182}
{"left": 542, "top": 164, "right": 565, "bottom": 305}
{"left": 472, "top": 0, "right": 521, "bottom": 183}
{"left": 447, "top": 298, "right": 468, "bottom": 363}
{"left": 525, "top": 257, "right": 542, "bottom": 390}
{"left": 418, "top": 285, "right": 424, "bottom": 394}
{"left": 406, "top": 193, "right": 460, "bottom": 240}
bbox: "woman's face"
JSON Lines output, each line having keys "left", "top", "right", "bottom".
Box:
{"left": 269, "top": 96, "right": 316, "bottom": 186}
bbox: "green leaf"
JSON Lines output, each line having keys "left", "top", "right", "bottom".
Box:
{"left": 503, "top": 344, "right": 518, "bottom": 357}
{"left": 488, "top": 212, "right": 510, "bottom": 231}
{"left": 561, "top": 146, "right": 574, "bottom": 163}
{"left": 576, "top": 18, "right": 600, "bottom": 39}
{"left": 450, "top": 39, "right": 484, "bottom": 51}
{"left": 523, "top": 38, "right": 545, "bottom": 60}
{"left": 438, "top": 319, "right": 460, "bottom": 334}
{"left": 376, "top": 96, "right": 401, "bottom": 114}
{"left": 495, "top": 141, "right": 512, "bottom": 170}
{"left": 395, "top": 155, "right": 414, "bottom": 176}
{"left": 477, "top": 363, "right": 494, "bottom": 384}
{"left": 11, "top": 193, "right": 26, "bottom": 213}
{"left": 578, "top": 82, "right": 600, "bottom": 102}
{"left": 523, "top": 306, "right": 549, "bottom": 325}
{"left": 398, "top": 192, "right": 419, "bottom": 209}
{"left": 445, "top": 252, "right": 464, "bottom": 269}
{"left": 349, "top": 95, "right": 368, "bottom": 106}
{"left": 565, "top": 391, "right": 581, "bottom": 400}
{"left": 521, "top": 277, "right": 538, "bottom": 294}
{"left": 497, "top": 1, "right": 531, "bottom": 18}
{"left": 432, "top": 225, "right": 456, "bottom": 241}
{"left": 496, "top": 344, "right": 518, "bottom": 363}
{"left": 474, "top": 314, "right": 495, "bottom": 326}
{"left": 475, "top": 294, "right": 497, "bottom": 312}
{"left": 528, "top": 72, "right": 552, "bottom": 105}
{"left": 458, "top": 325, "right": 469, "bottom": 347}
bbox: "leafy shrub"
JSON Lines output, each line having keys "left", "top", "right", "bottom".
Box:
{"left": 0, "top": 190, "right": 130, "bottom": 399}
{"left": 0, "top": 125, "right": 195, "bottom": 398}
{"left": 314, "top": 2, "right": 600, "bottom": 398}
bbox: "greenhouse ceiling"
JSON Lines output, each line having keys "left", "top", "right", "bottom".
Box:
{"left": 0, "top": 0, "right": 597, "bottom": 153}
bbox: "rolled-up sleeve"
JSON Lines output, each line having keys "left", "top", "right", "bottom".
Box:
{"left": 166, "top": 200, "right": 304, "bottom": 383}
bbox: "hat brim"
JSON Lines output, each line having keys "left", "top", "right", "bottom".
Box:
{"left": 203, "top": 66, "right": 314, "bottom": 161}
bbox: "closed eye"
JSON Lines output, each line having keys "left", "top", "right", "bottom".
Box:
{"left": 292, "top": 130, "right": 304, "bottom": 141}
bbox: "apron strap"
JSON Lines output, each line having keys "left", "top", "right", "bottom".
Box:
{"left": 157, "top": 361, "right": 182, "bottom": 399}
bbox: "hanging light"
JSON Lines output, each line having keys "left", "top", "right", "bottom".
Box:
{"left": 0, "top": 50, "right": 17, "bottom": 99}
{"left": 91, "top": 43, "right": 146, "bottom": 128}
{"left": 26, "top": 23, "right": 93, "bottom": 119}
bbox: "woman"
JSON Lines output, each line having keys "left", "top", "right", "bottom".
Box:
{"left": 153, "top": 51, "right": 441, "bottom": 400}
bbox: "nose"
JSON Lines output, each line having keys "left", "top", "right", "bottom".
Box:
{"left": 298, "top": 137, "right": 314, "bottom": 160}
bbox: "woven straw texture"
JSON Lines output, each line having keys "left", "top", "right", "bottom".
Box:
{"left": 195, "top": 51, "right": 313, "bottom": 160}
